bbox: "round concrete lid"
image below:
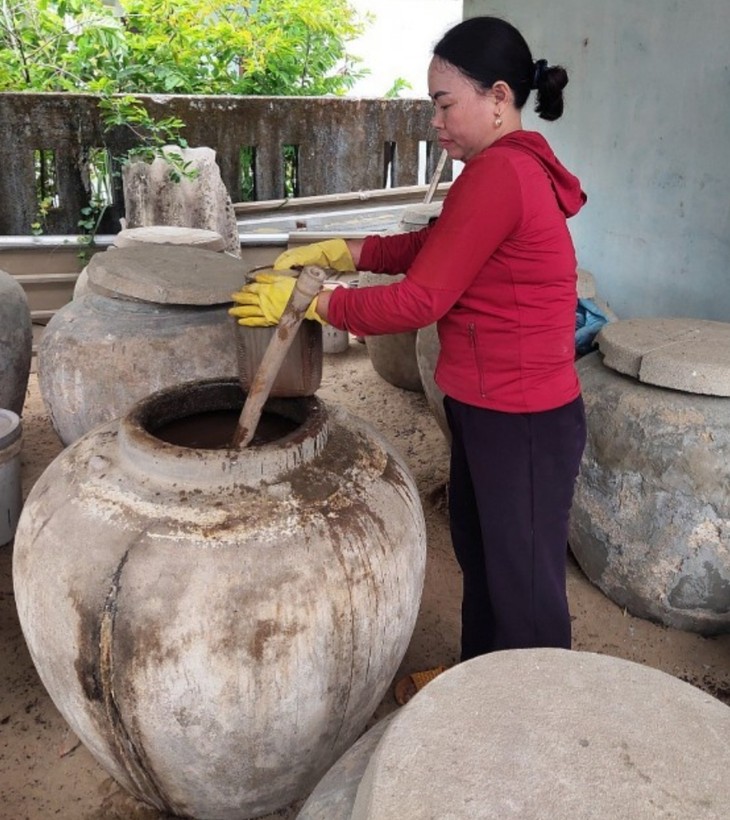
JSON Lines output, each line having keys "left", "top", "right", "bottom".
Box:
{"left": 351, "top": 649, "right": 730, "bottom": 820}
{"left": 398, "top": 203, "right": 442, "bottom": 229}
{"left": 0, "top": 409, "right": 21, "bottom": 449}
{"left": 597, "top": 317, "right": 730, "bottom": 396}
{"left": 86, "top": 245, "right": 247, "bottom": 305}
{"left": 112, "top": 225, "right": 226, "bottom": 252}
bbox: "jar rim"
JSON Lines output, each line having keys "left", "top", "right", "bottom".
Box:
{"left": 0, "top": 409, "right": 21, "bottom": 449}
{"left": 117, "top": 378, "right": 329, "bottom": 488}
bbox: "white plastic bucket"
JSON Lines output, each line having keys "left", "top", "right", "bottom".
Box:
{"left": 322, "top": 324, "right": 350, "bottom": 354}
{"left": 0, "top": 409, "right": 22, "bottom": 545}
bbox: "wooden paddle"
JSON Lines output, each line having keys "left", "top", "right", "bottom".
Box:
{"left": 232, "top": 264, "right": 328, "bottom": 448}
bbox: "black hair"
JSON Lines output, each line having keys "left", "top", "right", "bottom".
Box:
{"left": 433, "top": 16, "right": 568, "bottom": 121}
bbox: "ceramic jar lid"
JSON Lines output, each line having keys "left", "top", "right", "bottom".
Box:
{"left": 597, "top": 317, "right": 730, "bottom": 396}
{"left": 86, "top": 245, "right": 247, "bottom": 305}
{"left": 0, "top": 409, "right": 21, "bottom": 450}
{"left": 398, "top": 203, "right": 443, "bottom": 230}
{"left": 112, "top": 226, "right": 226, "bottom": 252}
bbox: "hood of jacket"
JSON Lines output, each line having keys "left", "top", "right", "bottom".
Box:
{"left": 491, "top": 130, "right": 587, "bottom": 218}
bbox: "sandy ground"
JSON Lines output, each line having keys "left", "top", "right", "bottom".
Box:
{"left": 1, "top": 340, "right": 729, "bottom": 820}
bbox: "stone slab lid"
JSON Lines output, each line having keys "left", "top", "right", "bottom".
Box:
{"left": 0, "top": 409, "right": 21, "bottom": 450}
{"left": 86, "top": 245, "right": 247, "bottom": 305}
{"left": 597, "top": 317, "right": 730, "bottom": 396}
{"left": 351, "top": 649, "right": 730, "bottom": 820}
{"left": 398, "top": 203, "right": 442, "bottom": 229}
{"left": 297, "top": 714, "right": 396, "bottom": 819}
{"left": 113, "top": 225, "right": 226, "bottom": 252}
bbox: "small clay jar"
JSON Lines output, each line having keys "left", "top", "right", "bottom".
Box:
{"left": 0, "top": 409, "right": 23, "bottom": 545}
{"left": 39, "top": 245, "right": 248, "bottom": 445}
{"left": 0, "top": 268, "right": 32, "bottom": 416}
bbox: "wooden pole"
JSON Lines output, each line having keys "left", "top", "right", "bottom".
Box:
{"left": 232, "top": 265, "right": 328, "bottom": 448}
{"left": 424, "top": 149, "right": 449, "bottom": 205}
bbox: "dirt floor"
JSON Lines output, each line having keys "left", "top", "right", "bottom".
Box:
{"left": 1, "top": 340, "right": 729, "bottom": 820}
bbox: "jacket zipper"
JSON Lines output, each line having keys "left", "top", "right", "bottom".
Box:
{"left": 468, "top": 322, "right": 486, "bottom": 398}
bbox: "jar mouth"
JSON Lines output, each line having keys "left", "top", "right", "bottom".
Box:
{"left": 118, "top": 378, "right": 329, "bottom": 487}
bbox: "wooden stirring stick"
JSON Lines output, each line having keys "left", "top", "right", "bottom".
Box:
{"left": 232, "top": 265, "right": 329, "bottom": 448}
{"left": 424, "top": 148, "right": 448, "bottom": 205}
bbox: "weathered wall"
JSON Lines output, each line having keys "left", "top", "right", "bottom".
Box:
{"left": 0, "top": 94, "right": 442, "bottom": 235}
{"left": 465, "top": 0, "right": 730, "bottom": 321}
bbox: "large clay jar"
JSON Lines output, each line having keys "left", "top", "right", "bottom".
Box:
{"left": 358, "top": 271, "right": 422, "bottom": 393}
{"left": 415, "top": 323, "right": 449, "bottom": 441}
{"left": 357, "top": 204, "right": 443, "bottom": 394}
{"left": 39, "top": 245, "right": 246, "bottom": 445}
{"left": 570, "top": 349, "right": 730, "bottom": 635}
{"left": 13, "top": 378, "right": 427, "bottom": 819}
{"left": 0, "top": 268, "right": 33, "bottom": 416}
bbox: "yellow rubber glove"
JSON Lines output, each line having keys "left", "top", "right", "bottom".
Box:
{"left": 273, "top": 239, "right": 355, "bottom": 272}
{"left": 229, "top": 273, "right": 325, "bottom": 327}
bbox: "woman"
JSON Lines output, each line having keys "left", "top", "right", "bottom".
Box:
{"left": 231, "top": 16, "right": 587, "bottom": 701}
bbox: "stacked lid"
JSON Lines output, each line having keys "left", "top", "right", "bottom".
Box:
{"left": 85, "top": 245, "right": 247, "bottom": 306}
{"left": 597, "top": 317, "right": 730, "bottom": 396}
{"left": 112, "top": 226, "right": 226, "bottom": 252}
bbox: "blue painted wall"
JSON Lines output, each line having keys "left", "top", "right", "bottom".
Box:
{"left": 464, "top": 0, "right": 730, "bottom": 320}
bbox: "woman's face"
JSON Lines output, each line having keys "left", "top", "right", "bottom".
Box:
{"left": 428, "top": 56, "right": 502, "bottom": 163}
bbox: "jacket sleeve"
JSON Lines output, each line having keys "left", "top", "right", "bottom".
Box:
{"left": 358, "top": 229, "right": 433, "bottom": 274}
{"left": 328, "top": 153, "right": 523, "bottom": 335}
{"left": 405, "top": 153, "right": 522, "bottom": 290}
{"left": 327, "top": 275, "right": 461, "bottom": 336}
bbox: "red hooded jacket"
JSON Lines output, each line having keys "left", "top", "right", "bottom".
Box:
{"left": 327, "top": 130, "right": 587, "bottom": 413}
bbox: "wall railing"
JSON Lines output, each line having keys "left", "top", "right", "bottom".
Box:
{"left": 0, "top": 93, "right": 445, "bottom": 236}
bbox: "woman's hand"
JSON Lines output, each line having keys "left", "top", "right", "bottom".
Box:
{"left": 229, "top": 273, "right": 325, "bottom": 327}
{"left": 273, "top": 239, "right": 355, "bottom": 272}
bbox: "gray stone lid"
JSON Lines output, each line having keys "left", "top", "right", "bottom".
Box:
{"left": 86, "top": 245, "right": 247, "bottom": 305}
{"left": 398, "top": 203, "right": 443, "bottom": 229}
{"left": 597, "top": 317, "right": 730, "bottom": 396}
{"left": 113, "top": 225, "right": 226, "bottom": 252}
{"left": 350, "top": 649, "right": 730, "bottom": 820}
{"left": 577, "top": 267, "right": 596, "bottom": 299}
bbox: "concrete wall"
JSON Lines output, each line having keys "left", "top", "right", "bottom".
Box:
{"left": 464, "top": 0, "right": 730, "bottom": 321}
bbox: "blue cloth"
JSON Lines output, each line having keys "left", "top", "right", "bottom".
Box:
{"left": 575, "top": 298, "right": 610, "bottom": 356}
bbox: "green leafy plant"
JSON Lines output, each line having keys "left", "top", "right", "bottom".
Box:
{"left": 2, "top": 1, "right": 375, "bottom": 233}
{"left": 31, "top": 195, "right": 54, "bottom": 236}
{"left": 76, "top": 197, "right": 107, "bottom": 258}
{"left": 384, "top": 77, "right": 412, "bottom": 99}
{"left": 0, "top": 0, "right": 369, "bottom": 96}
{"left": 98, "top": 95, "right": 198, "bottom": 182}
{"left": 31, "top": 147, "right": 58, "bottom": 234}
{"left": 73, "top": 94, "right": 199, "bottom": 252}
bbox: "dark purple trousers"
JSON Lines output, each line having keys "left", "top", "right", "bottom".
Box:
{"left": 444, "top": 394, "right": 586, "bottom": 661}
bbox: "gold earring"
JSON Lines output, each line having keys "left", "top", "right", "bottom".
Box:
{"left": 494, "top": 115, "right": 503, "bottom": 128}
